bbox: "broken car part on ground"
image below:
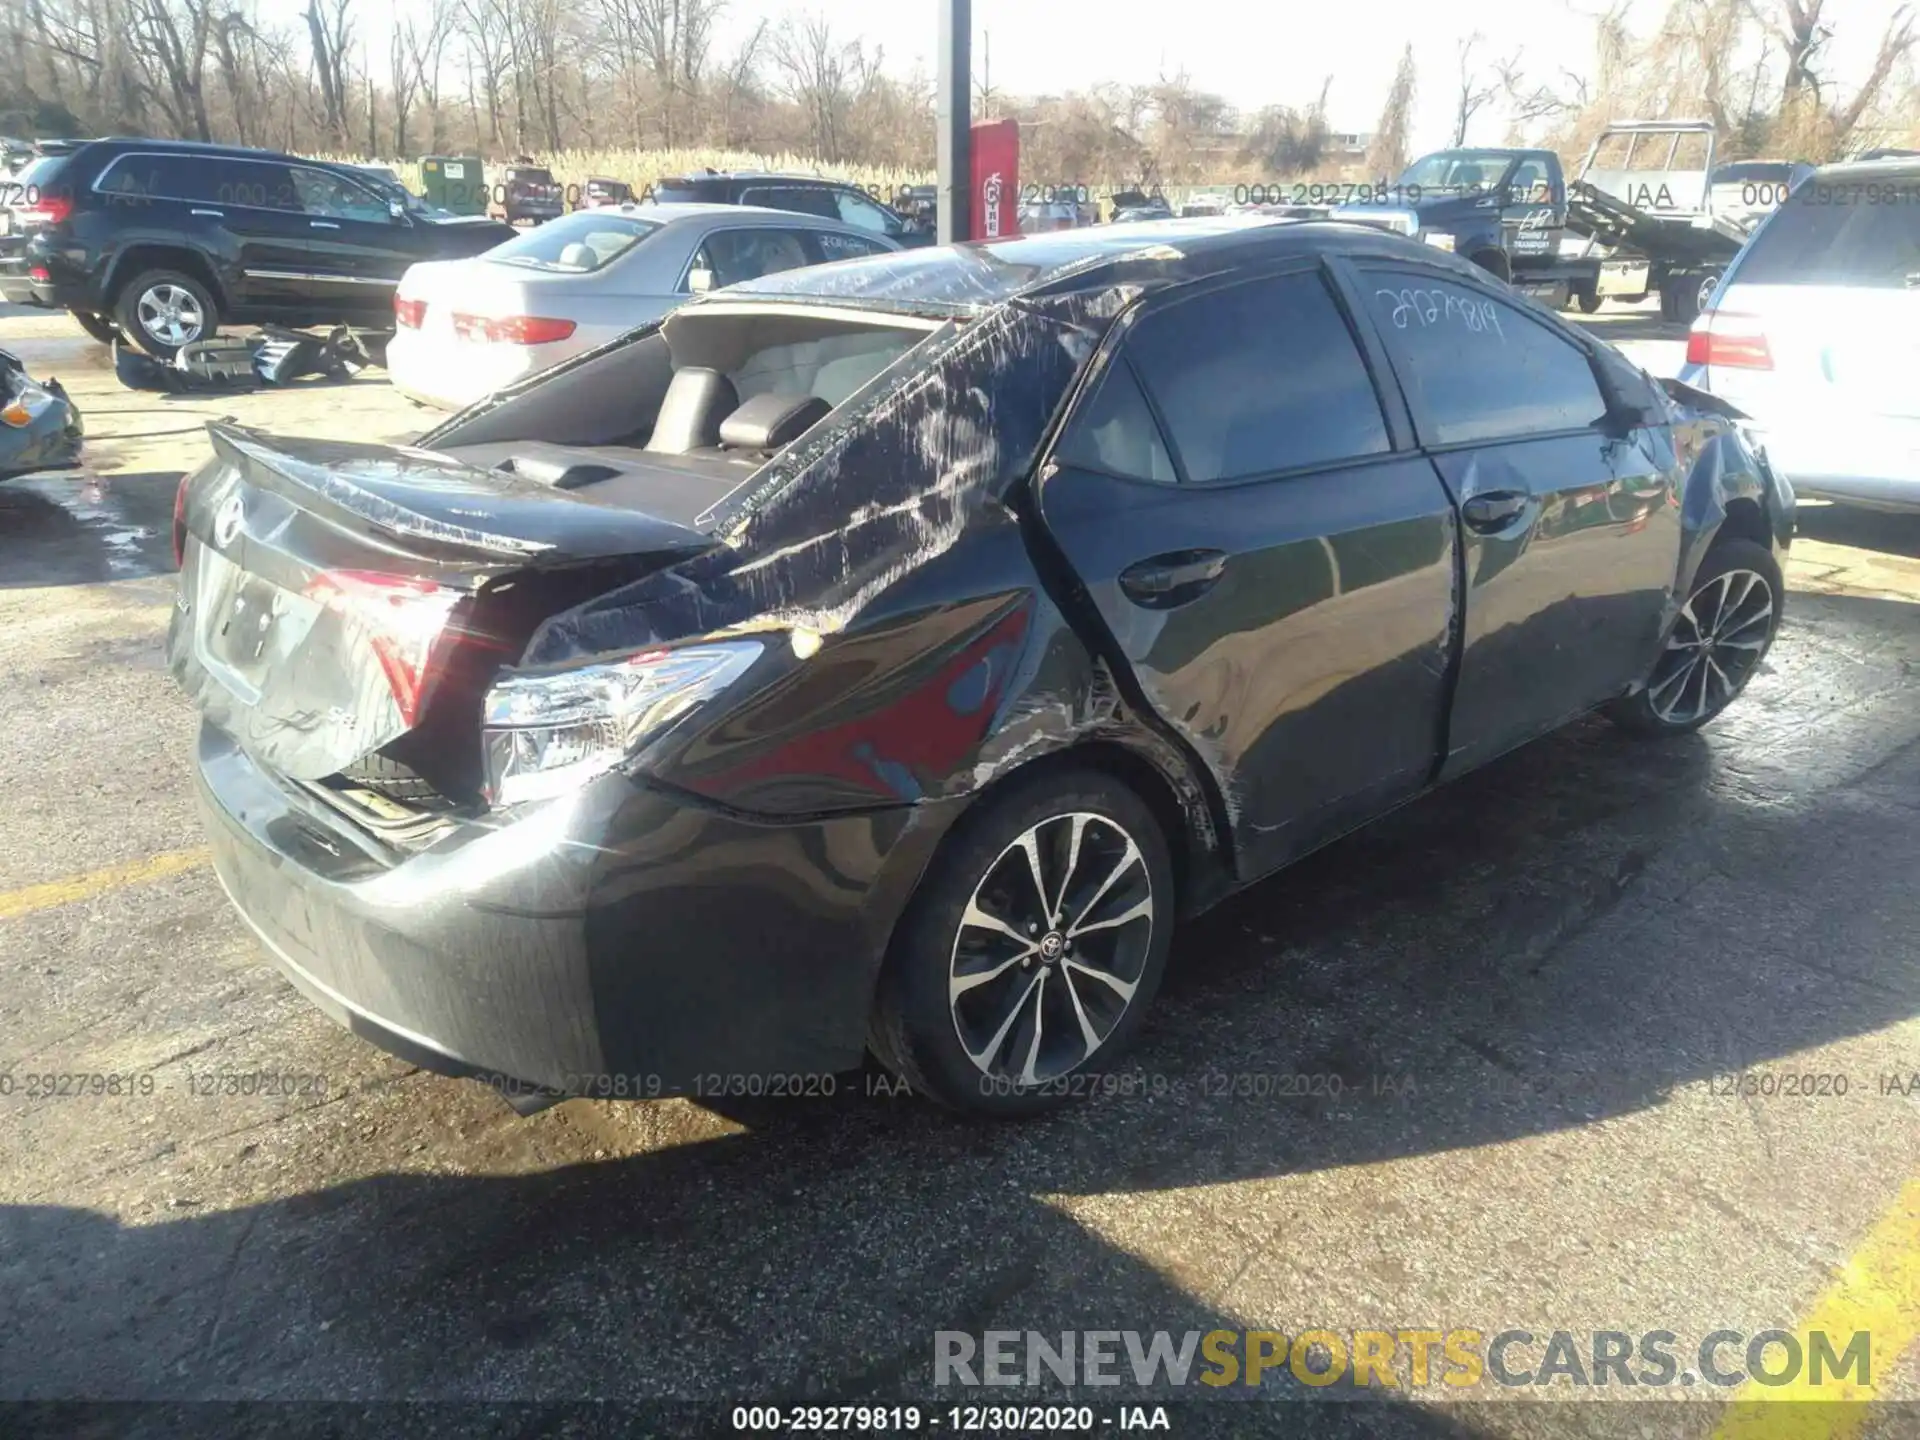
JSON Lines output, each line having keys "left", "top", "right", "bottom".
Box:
{"left": 0, "top": 345, "right": 81, "bottom": 479}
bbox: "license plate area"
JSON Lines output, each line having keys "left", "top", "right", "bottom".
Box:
{"left": 194, "top": 545, "right": 322, "bottom": 704}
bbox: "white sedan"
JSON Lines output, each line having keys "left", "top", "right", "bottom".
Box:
{"left": 386, "top": 202, "right": 899, "bottom": 410}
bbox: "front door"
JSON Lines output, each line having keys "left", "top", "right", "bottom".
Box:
{"left": 288, "top": 165, "right": 412, "bottom": 320}
{"left": 1036, "top": 265, "right": 1460, "bottom": 881}
{"left": 1354, "top": 263, "right": 1680, "bottom": 775}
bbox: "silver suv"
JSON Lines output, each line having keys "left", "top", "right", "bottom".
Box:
{"left": 1678, "top": 156, "right": 1920, "bottom": 510}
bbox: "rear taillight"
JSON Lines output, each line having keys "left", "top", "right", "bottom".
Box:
{"left": 306, "top": 570, "right": 463, "bottom": 727}
{"left": 20, "top": 197, "right": 71, "bottom": 225}
{"left": 394, "top": 295, "right": 427, "bottom": 328}
{"left": 451, "top": 313, "right": 576, "bottom": 345}
{"left": 1686, "top": 312, "right": 1772, "bottom": 370}
{"left": 171, "top": 474, "right": 190, "bottom": 567}
{"left": 28, "top": 264, "right": 49, "bottom": 282}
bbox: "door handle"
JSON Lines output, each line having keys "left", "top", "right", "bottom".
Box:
{"left": 309, "top": 220, "right": 341, "bottom": 230}
{"left": 1462, "top": 491, "right": 1530, "bottom": 533}
{"left": 1117, "top": 549, "right": 1228, "bottom": 608}
{"left": 190, "top": 208, "right": 224, "bottom": 217}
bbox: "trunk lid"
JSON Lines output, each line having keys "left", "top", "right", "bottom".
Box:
{"left": 168, "top": 423, "right": 715, "bottom": 780}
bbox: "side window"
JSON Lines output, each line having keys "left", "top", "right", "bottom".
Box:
{"left": 1053, "top": 357, "right": 1176, "bottom": 483}
{"left": 96, "top": 154, "right": 223, "bottom": 204}
{"left": 809, "top": 230, "right": 891, "bottom": 263}
{"left": 1509, "top": 159, "right": 1551, "bottom": 204}
{"left": 291, "top": 167, "right": 390, "bottom": 222}
{"left": 210, "top": 159, "right": 299, "bottom": 212}
{"left": 833, "top": 189, "right": 902, "bottom": 235}
{"left": 692, "top": 228, "right": 814, "bottom": 289}
{"left": 1363, "top": 270, "right": 1606, "bottom": 446}
{"left": 1124, "top": 270, "right": 1391, "bottom": 483}
{"left": 741, "top": 186, "right": 839, "bottom": 220}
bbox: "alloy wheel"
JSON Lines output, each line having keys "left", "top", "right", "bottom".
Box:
{"left": 948, "top": 811, "right": 1155, "bottom": 1085}
{"left": 136, "top": 284, "right": 205, "bottom": 347}
{"left": 1646, "top": 567, "right": 1774, "bottom": 725}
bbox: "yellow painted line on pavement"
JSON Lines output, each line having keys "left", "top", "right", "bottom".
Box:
{"left": 1713, "top": 1178, "right": 1920, "bottom": 1439}
{"left": 0, "top": 847, "right": 209, "bottom": 921}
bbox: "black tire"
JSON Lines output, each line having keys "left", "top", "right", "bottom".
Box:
{"left": 1606, "top": 538, "right": 1783, "bottom": 738}
{"left": 1662, "top": 271, "right": 1713, "bottom": 327}
{"left": 113, "top": 268, "right": 218, "bottom": 358}
{"left": 1574, "top": 286, "right": 1602, "bottom": 314}
{"left": 869, "top": 768, "right": 1176, "bottom": 1117}
{"left": 69, "top": 309, "right": 122, "bottom": 345}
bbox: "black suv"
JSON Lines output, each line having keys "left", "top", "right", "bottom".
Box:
{"left": 653, "top": 170, "right": 932, "bottom": 246}
{"left": 0, "top": 139, "right": 517, "bottom": 355}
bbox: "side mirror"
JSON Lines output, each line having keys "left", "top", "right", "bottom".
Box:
{"left": 388, "top": 199, "right": 408, "bottom": 223}
{"left": 687, "top": 266, "right": 715, "bottom": 294}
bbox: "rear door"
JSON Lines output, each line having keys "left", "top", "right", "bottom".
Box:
{"left": 1037, "top": 264, "right": 1461, "bottom": 881}
{"left": 1354, "top": 263, "right": 1680, "bottom": 774}
{"left": 90, "top": 152, "right": 288, "bottom": 310}
{"left": 1695, "top": 175, "right": 1920, "bottom": 501}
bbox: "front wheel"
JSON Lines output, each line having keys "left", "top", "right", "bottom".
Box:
{"left": 113, "top": 269, "right": 218, "bottom": 358}
{"left": 1607, "top": 538, "right": 1782, "bottom": 737}
{"left": 869, "top": 769, "right": 1175, "bottom": 1116}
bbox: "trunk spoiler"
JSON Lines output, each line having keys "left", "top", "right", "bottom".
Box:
{"left": 204, "top": 423, "right": 716, "bottom": 569}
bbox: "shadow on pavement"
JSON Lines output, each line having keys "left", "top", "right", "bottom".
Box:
{"left": 3, "top": 598, "right": 1917, "bottom": 1437}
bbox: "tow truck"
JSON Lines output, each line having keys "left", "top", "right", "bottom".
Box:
{"left": 1327, "top": 120, "right": 1750, "bottom": 323}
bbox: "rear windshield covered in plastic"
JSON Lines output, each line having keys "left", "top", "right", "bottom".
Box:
{"left": 1735, "top": 179, "right": 1920, "bottom": 288}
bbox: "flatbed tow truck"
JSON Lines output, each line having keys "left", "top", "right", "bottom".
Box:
{"left": 1326, "top": 120, "right": 1749, "bottom": 323}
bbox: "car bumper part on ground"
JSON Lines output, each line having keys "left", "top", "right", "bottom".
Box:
{"left": 193, "top": 722, "right": 957, "bottom": 1098}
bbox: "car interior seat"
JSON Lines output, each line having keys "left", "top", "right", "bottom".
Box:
{"left": 645, "top": 366, "right": 740, "bottom": 453}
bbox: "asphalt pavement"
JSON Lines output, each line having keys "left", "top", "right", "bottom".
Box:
{"left": 4, "top": 301, "right": 1920, "bottom": 1438}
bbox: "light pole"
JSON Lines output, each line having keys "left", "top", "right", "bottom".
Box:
{"left": 937, "top": 0, "right": 971, "bottom": 244}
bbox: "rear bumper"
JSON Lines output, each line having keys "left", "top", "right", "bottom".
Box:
{"left": 1680, "top": 363, "right": 1920, "bottom": 511}
{"left": 193, "top": 723, "right": 959, "bottom": 1097}
{"left": 385, "top": 328, "right": 569, "bottom": 410}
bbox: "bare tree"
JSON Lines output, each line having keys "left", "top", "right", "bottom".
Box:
{"left": 302, "top": 0, "right": 350, "bottom": 144}
{"left": 402, "top": 1, "right": 453, "bottom": 151}
{"left": 770, "top": 12, "right": 860, "bottom": 161}
{"left": 1366, "top": 43, "right": 1417, "bottom": 175}
{"left": 1452, "top": 34, "right": 1497, "bottom": 145}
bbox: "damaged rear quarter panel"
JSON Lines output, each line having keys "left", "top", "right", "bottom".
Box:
{"left": 519, "top": 291, "right": 1133, "bottom": 665}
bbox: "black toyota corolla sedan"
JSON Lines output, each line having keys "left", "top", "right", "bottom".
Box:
{"left": 168, "top": 218, "right": 1793, "bottom": 1116}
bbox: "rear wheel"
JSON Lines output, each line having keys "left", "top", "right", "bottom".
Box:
{"left": 1573, "top": 285, "right": 1602, "bottom": 314}
{"left": 1607, "top": 538, "right": 1782, "bottom": 737}
{"left": 69, "top": 309, "right": 121, "bottom": 345}
{"left": 113, "top": 269, "right": 218, "bottom": 358}
{"left": 870, "top": 769, "right": 1175, "bottom": 1116}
